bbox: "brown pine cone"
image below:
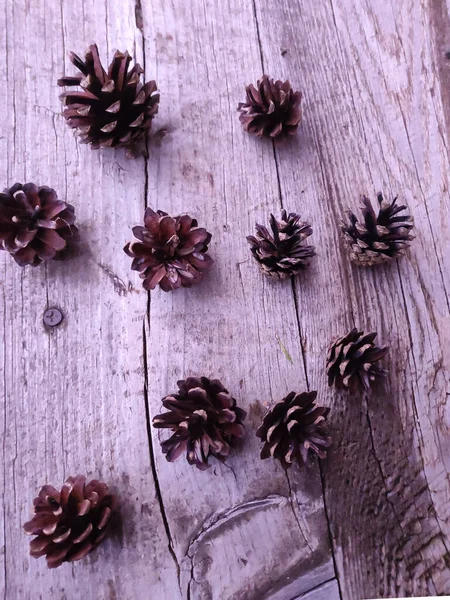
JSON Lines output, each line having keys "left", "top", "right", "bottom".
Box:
{"left": 0, "top": 183, "right": 77, "bottom": 267}
{"left": 256, "top": 391, "right": 331, "bottom": 469}
{"left": 124, "top": 208, "right": 214, "bottom": 292}
{"left": 340, "top": 193, "right": 414, "bottom": 266}
{"left": 58, "top": 44, "right": 159, "bottom": 154}
{"left": 238, "top": 75, "right": 302, "bottom": 139}
{"left": 153, "top": 377, "right": 246, "bottom": 470}
{"left": 247, "top": 210, "right": 315, "bottom": 279}
{"left": 326, "top": 328, "right": 388, "bottom": 391}
{"left": 23, "top": 475, "right": 115, "bottom": 569}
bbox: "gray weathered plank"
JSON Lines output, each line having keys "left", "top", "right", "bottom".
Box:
{"left": 0, "top": 0, "right": 179, "bottom": 598}
{"left": 294, "top": 578, "right": 340, "bottom": 600}
{"left": 3, "top": 0, "right": 450, "bottom": 597}
{"left": 253, "top": 0, "right": 450, "bottom": 597}
{"left": 141, "top": 0, "right": 334, "bottom": 599}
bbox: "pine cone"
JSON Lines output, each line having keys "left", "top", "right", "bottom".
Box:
{"left": 124, "top": 208, "right": 214, "bottom": 292}
{"left": 0, "top": 182, "right": 77, "bottom": 267}
{"left": 326, "top": 328, "right": 388, "bottom": 391}
{"left": 58, "top": 44, "right": 159, "bottom": 154}
{"left": 23, "top": 475, "right": 115, "bottom": 569}
{"left": 256, "top": 391, "right": 330, "bottom": 470}
{"left": 340, "top": 193, "right": 414, "bottom": 266}
{"left": 247, "top": 210, "right": 315, "bottom": 279}
{"left": 153, "top": 377, "right": 246, "bottom": 470}
{"left": 238, "top": 75, "right": 302, "bottom": 139}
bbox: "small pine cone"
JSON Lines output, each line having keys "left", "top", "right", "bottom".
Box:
{"left": 340, "top": 193, "right": 414, "bottom": 266}
{"left": 124, "top": 208, "right": 214, "bottom": 292}
{"left": 58, "top": 44, "right": 159, "bottom": 154}
{"left": 23, "top": 475, "right": 115, "bottom": 569}
{"left": 256, "top": 391, "right": 331, "bottom": 470}
{"left": 0, "top": 183, "right": 77, "bottom": 267}
{"left": 327, "top": 328, "right": 388, "bottom": 392}
{"left": 247, "top": 210, "right": 315, "bottom": 279}
{"left": 238, "top": 75, "right": 302, "bottom": 139}
{"left": 153, "top": 377, "right": 246, "bottom": 470}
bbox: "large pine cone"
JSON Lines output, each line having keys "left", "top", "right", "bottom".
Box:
{"left": 153, "top": 377, "right": 246, "bottom": 470}
{"left": 0, "top": 182, "right": 77, "bottom": 267}
{"left": 23, "top": 475, "right": 115, "bottom": 568}
{"left": 238, "top": 75, "right": 302, "bottom": 139}
{"left": 124, "top": 208, "right": 214, "bottom": 292}
{"left": 340, "top": 193, "right": 414, "bottom": 266}
{"left": 58, "top": 44, "right": 159, "bottom": 153}
{"left": 327, "top": 328, "right": 388, "bottom": 391}
{"left": 247, "top": 210, "right": 315, "bottom": 279}
{"left": 256, "top": 391, "right": 331, "bottom": 470}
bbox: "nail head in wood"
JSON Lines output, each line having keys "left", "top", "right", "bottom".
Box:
{"left": 43, "top": 307, "right": 63, "bottom": 327}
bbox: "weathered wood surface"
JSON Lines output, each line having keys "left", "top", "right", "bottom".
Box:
{"left": 1, "top": 0, "right": 450, "bottom": 598}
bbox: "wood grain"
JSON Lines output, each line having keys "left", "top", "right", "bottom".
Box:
{"left": 0, "top": 0, "right": 179, "bottom": 598}
{"left": 253, "top": 0, "right": 450, "bottom": 597}
{"left": 141, "top": 0, "right": 334, "bottom": 598}
{"left": 2, "top": 0, "right": 450, "bottom": 598}
{"left": 294, "top": 579, "right": 340, "bottom": 600}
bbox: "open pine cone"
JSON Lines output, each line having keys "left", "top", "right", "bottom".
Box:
{"left": 238, "top": 75, "right": 302, "bottom": 139}
{"left": 0, "top": 182, "right": 77, "bottom": 266}
{"left": 124, "top": 208, "right": 213, "bottom": 292}
{"left": 340, "top": 193, "right": 414, "bottom": 266}
{"left": 153, "top": 377, "right": 246, "bottom": 470}
{"left": 327, "top": 328, "right": 388, "bottom": 391}
{"left": 23, "top": 475, "right": 115, "bottom": 569}
{"left": 58, "top": 44, "right": 159, "bottom": 154}
{"left": 247, "top": 210, "right": 315, "bottom": 279}
{"left": 256, "top": 391, "right": 331, "bottom": 469}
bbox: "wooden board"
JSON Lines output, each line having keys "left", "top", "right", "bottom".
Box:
{"left": 294, "top": 579, "right": 340, "bottom": 600}
{"left": 1, "top": 0, "right": 450, "bottom": 598}
{"left": 141, "top": 1, "right": 334, "bottom": 598}
{"left": 0, "top": 0, "right": 179, "bottom": 598}
{"left": 253, "top": 0, "right": 450, "bottom": 597}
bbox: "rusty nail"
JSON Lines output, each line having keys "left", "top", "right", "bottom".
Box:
{"left": 43, "top": 307, "right": 63, "bottom": 327}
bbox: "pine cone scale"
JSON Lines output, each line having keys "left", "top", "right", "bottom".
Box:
{"left": 256, "top": 391, "right": 330, "bottom": 469}
{"left": 153, "top": 377, "right": 246, "bottom": 470}
{"left": 327, "top": 328, "right": 388, "bottom": 391}
{"left": 248, "top": 210, "right": 315, "bottom": 279}
{"left": 58, "top": 44, "right": 159, "bottom": 154}
{"left": 0, "top": 183, "right": 77, "bottom": 266}
{"left": 341, "top": 193, "right": 414, "bottom": 266}
{"left": 24, "top": 475, "right": 114, "bottom": 568}
{"left": 125, "top": 209, "right": 213, "bottom": 292}
{"left": 238, "top": 75, "right": 302, "bottom": 139}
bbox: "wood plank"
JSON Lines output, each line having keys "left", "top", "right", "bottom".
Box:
{"left": 141, "top": 0, "right": 335, "bottom": 598}
{"left": 1, "top": 0, "right": 179, "bottom": 598}
{"left": 252, "top": 0, "right": 450, "bottom": 597}
{"left": 0, "top": 0, "right": 8, "bottom": 592}
{"left": 293, "top": 579, "right": 340, "bottom": 600}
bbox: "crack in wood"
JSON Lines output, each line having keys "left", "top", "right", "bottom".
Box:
{"left": 292, "top": 576, "right": 338, "bottom": 600}
{"left": 396, "top": 99, "right": 450, "bottom": 314}
{"left": 143, "top": 318, "right": 182, "bottom": 593}
{"left": 285, "top": 471, "right": 313, "bottom": 554}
